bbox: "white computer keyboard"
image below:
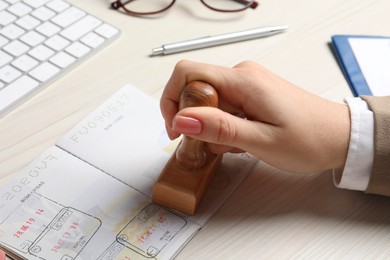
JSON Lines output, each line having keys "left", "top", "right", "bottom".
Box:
{"left": 0, "top": 0, "right": 119, "bottom": 117}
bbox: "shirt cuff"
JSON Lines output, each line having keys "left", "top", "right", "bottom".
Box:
{"left": 333, "top": 97, "right": 374, "bottom": 191}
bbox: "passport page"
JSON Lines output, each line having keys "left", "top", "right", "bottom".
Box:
{"left": 57, "top": 84, "right": 258, "bottom": 226}
{"left": 0, "top": 146, "right": 200, "bottom": 260}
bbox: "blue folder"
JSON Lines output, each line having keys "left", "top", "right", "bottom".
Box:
{"left": 331, "top": 35, "right": 390, "bottom": 96}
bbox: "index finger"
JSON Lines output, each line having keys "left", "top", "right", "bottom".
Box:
{"left": 160, "top": 60, "right": 233, "bottom": 138}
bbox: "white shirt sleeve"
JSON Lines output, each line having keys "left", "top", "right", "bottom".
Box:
{"left": 333, "top": 97, "right": 374, "bottom": 191}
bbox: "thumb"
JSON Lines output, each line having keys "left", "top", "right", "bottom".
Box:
{"left": 172, "top": 107, "right": 267, "bottom": 153}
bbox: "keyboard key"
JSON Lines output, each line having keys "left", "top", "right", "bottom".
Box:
{"left": 61, "top": 15, "right": 101, "bottom": 41}
{"left": 0, "top": 65, "right": 22, "bottom": 83}
{"left": 50, "top": 51, "right": 75, "bottom": 68}
{"left": 44, "top": 34, "right": 69, "bottom": 51}
{"left": 81, "top": 32, "right": 104, "bottom": 48}
{"left": 3, "top": 40, "right": 30, "bottom": 56}
{"left": 65, "top": 42, "right": 90, "bottom": 58}
{"left": 16, "top": 15, "right": 41, "bottom": 30}
{"left": 0, "top": 1, "right": 9, "bottom": 10}
{"left": 0, "top": 50, "right": 13, "bottom": 67}
{"left": 24, "top": 0, "right": 50, "bottom": 8}
{"left": 29, "top": 44, "right": 54, "bottom": 61}
{"left": 12, "top": 54, "right": 38, "bottom": 72}
{"left": 95, "top": 23, "right": 119, "bottom": 39}
{"left": 0, "top": 35, "right": 10, "bottom": 47}
{"left": 5, "top": 0, "right": 20, "bottom": 4}
{"left": 31, "top": 6, "right": 55, "bottom": 21}
{"left": 0, "top": 23, "right": 25, "bottom": 40}
{"left": 20, "top": 30, "right": 45, "bottom": 46}
{"left": 46, "top": 0, "right": 69, "bottom": 12}
{"left": 29, "top": 61, "right": 59, "bottom": 81}
{"left": 36, "top": 21, "right": 60, "bottom": 37}
{"left": 51, "top": 6, "right": 85, "bottom": 28}
{"left": 0, "top": 75, "right": 39, "bottom": 112}
{"left": 8, "top": 2, "right": 32, "bottom": 17}
{"left": 0, "top": 10, "right": 17, "bottom": 26}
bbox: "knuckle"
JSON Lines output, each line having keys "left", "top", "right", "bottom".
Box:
{"left": 216, "top": 113, "right": 237, "bottom": 145}
{"left": 174, "top": 59, "right": 192, "bottom": 72}
{"left": 234, "top": 60, "right": 256, "bottom": 68}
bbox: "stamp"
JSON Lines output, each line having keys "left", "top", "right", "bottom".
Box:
{"left": 116, "top": 204, "right": 186, "bottom": 258}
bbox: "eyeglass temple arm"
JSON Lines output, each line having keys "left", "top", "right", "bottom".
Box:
{"left": 232, "top": 0, "right": 259, "bottom": 9}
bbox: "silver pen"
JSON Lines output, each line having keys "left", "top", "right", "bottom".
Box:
{"left": 151, "top": 25, "right": 289, "bottom": 56}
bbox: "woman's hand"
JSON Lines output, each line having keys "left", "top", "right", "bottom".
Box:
{"left": 160, "top": 60, "right": 350, "bottom": 173}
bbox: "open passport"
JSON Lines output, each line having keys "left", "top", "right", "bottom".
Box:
{"left": 0, "top": 85, "right": 258, "bottom": 260}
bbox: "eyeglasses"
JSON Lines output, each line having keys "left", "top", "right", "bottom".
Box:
{"left": 111, "top": 0, "right": 259, "bottom": 16}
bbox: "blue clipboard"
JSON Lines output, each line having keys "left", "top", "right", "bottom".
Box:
{"left": 331, "top": 35, "right": 390, "bottom": 96}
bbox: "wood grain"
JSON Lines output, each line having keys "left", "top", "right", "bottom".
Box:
{"left": 152, "top": 81, "right": 223, "bottom": 215}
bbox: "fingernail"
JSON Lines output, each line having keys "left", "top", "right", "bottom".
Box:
{"left": 172, "top": 115, "right": 202, "bottom": 135}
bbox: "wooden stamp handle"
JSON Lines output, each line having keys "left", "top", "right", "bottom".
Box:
{"left": 175, "top": 81, "right": 218, "bottom": 170}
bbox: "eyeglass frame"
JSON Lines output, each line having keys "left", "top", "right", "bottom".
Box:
{"left": 111, "top": 0, "right": 259, "bottom": 16}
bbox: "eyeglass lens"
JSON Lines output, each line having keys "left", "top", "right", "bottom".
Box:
{"left": 202, "top": 0, "right": 256, "bottom": 11}
{"left": 116, "top": 0, "right": 174, "bottom": 14}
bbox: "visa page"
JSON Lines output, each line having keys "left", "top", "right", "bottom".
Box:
{"left": 0, "top": 146, "right": 199, "bottom": 260}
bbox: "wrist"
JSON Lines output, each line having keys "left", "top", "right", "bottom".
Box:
{"left": 326, "top": 103, "right": 351, "bottom": 171}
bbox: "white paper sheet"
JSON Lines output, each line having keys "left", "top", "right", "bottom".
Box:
{"left": 349, "top": 37, "right": 390, "bottom": 96}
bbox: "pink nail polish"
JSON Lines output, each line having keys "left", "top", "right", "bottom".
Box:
{"left": 172, "top": 116, "right": 202, "bottom": 135}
